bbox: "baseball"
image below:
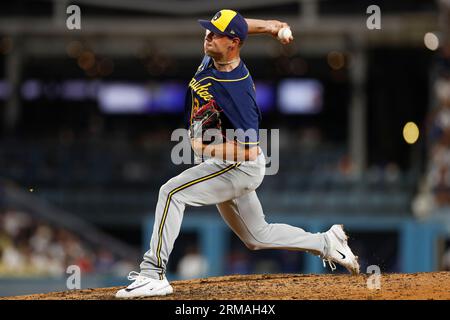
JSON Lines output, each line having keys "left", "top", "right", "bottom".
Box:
{"left": 277, "top": 27, "right": 292, "bottom": 41}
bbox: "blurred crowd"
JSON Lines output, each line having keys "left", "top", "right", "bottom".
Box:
{"left": 0, "top": 209, "right": 134, "bottom": 277}
{"left": 427, "top": 78, "right": 450, "bottom": 207}
{"left": 414, "top": 43, "right": 450, "bottom": 217}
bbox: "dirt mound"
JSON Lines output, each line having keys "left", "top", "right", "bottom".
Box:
{"left": 2, "top": 272, "right": 449, "bottom": 300}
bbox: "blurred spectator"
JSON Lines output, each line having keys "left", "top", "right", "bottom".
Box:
{"left": 95, "top": 249, "right": 116, "bottom": 274}
{"left": 296, "top": 127, "right": 322, "bottom": 149}
{"left": 337, "top": 154, "right": 355, "bottom": 178}
{"left": 1, "top": 245, "right": 25, "bottom": 273}
{"left": 176, "top": 245, "right": 209, "bottom": 280}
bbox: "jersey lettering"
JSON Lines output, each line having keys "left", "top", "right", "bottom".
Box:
{"left": 189, "top": 79, "right": 214, "bottom": 102}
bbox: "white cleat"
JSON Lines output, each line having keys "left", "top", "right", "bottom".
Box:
{"left": 115, "top": 271, "right": 173, "bottom": 298}
{"left": 323, "top": 224, "right": 360, "bottom": 275}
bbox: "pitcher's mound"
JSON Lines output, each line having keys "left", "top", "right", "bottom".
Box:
{"left": 2, "top": 272, "right": 450, "bottom": 300}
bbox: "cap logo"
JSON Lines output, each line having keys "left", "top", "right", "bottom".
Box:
{"left": 212, "top": 12, "right": 221, "bottom": 21}
{"left": 211, "top": 10, "right": 237, "bottom": 32}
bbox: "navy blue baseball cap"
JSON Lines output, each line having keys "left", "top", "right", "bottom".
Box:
{"left": 198, "top": 9, "right": 248, "bottom": 41}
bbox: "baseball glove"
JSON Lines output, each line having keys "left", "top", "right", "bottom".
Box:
{"left": 189, "top": 99, "right": 223, "bottom": 144}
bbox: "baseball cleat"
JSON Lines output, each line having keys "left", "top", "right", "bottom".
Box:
{"left": 322, "top": 224, "right": 360, "bottom": 275}
{"left": 115, "top": 271, "right": 173, "bottom": 298}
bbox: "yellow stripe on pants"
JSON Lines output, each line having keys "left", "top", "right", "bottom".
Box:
{"left": 156, "top": 162, "right": 241, "bottom": 278}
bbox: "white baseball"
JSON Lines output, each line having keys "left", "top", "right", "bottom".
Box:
{"left": 277, "top": 27, "right": 292, "bottom": 41}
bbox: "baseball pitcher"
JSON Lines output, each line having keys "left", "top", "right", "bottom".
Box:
{"left": 116, "top": 9, "right": 360, "bottom": 298}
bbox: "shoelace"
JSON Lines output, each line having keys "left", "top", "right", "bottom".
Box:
{"left": 322, "top": 259, "right": 337, "bottom": 271}
{"left": 127, "top": 271, "right": 141, "bottom": 281}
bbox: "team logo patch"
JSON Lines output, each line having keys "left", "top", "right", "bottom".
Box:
{"left": 212, "top": 12, "right": 221, "bottom": 21}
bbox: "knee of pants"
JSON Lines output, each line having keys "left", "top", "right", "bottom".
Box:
{"left": 159, "top": 179, "right": 178, "bottom": 199}
{"left": 243, "top": 226, "right": 269, "bottom": 251}
{"left": 159, "top": 178, "right": 185, "bottom": 203}
{"left": 244, "top": 241, "right": 263, "bottom": 251}
{"left": 158, "top": 183, "right": 170, "bottom": 199}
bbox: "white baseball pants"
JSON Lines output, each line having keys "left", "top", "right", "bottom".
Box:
{"left": 139, "top": 151, "right": 326, "bottom": 279}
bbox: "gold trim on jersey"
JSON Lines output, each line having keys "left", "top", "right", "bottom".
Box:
{"left": 155, "top": 162, "right": 242, "bottom": 278}
{"left": 197, "top": 71, "right": 250, "bottom": 83}
{"left": 236, "top": 140, "right": 260, "bottom": 145}
{"left": 190, "top": 71, "right": 250, "bottom": 90}
{"left": 188, "top": 71, "right": 251, "bottom": 105}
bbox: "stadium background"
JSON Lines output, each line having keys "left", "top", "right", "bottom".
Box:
{"left": 0, "top": 0, "right": 449, "bottom": 297}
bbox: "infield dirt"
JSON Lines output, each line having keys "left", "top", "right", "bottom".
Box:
{"left": 2, "top": 272, "right": 449, "bottom": 300}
